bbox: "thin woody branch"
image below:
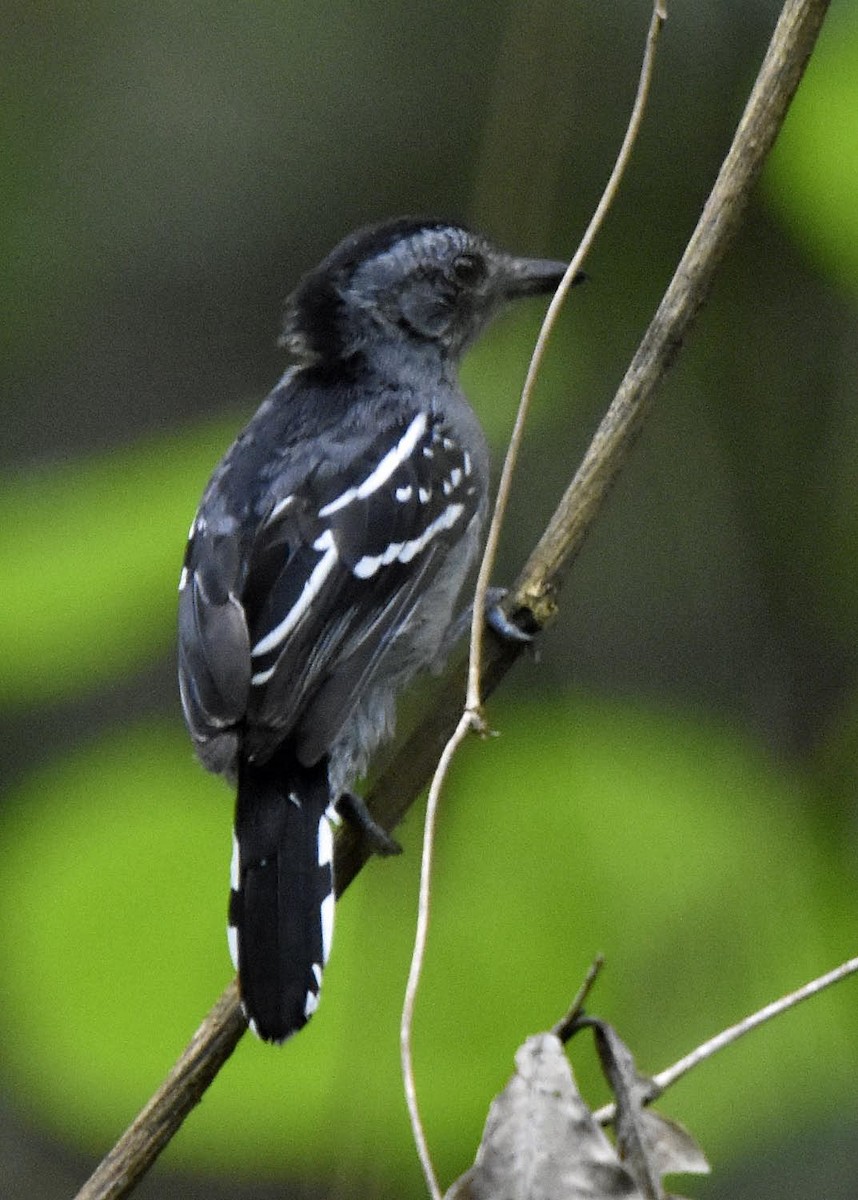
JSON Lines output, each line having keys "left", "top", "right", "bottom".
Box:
{"left": 592, "top": 954, "right": 858, "bottom": 1126}
{"left": 74, "top": 1, "right": 831, "bottom": 1196}
{"left": 514, "top": 0, "right": 831, "bottom": 611}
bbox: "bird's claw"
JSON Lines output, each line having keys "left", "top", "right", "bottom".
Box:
{"left": 483, "top": 587, "right": 534, "bottom": 645}
{"left": 336, "top": 791, "right": 402, "bottom": 856}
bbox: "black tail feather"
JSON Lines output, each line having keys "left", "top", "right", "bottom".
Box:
{"left": 229, "top": 753, "right": 334, "bottom": 1042}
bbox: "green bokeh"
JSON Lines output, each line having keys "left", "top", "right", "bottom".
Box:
{"left": 0, "top": 699, "right": 853, "bottom": 1188}
{"left": 2, "top": 4, "right": 857, "bottom": 1197}
{"left": 0, "top": 415, "right": 242, "bottom": 708}
{"left": 764, "top": 6, "right": 858, "bottom": 295}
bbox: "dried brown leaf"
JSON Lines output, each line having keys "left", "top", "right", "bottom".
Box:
{"left": 446, "top": 1033, "right": 643, "bottom": 1200}
{"left": 592, "top": 1021, "right": 709, "bottom": 1198}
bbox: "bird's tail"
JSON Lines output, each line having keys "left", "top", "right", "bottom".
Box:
{"left": 229, "top": 752, "right": 336, "bottom": 1043}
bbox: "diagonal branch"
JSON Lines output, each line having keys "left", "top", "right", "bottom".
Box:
{"left": 73, "top": 1, "right": 831, "bottom": 1196}
{"left": 465, "top": 0, "right": 667, "bottom": 718}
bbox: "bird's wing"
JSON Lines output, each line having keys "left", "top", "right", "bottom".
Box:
{"left": 179, "top": 409, "right": 482, "bottom": 771}
{"left": 244, "top": 408, "right": 482, "bottom": 763}
{"left": 177, "top": 510, "right": 253, "bottom": 773}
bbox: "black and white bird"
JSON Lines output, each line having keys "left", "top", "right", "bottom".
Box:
{"left": 178, "top": 217, "right": 567, "bottom": 1042}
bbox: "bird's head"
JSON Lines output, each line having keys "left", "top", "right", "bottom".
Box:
{"left": 281, "top": 217, "right": 571, "bottom": 368}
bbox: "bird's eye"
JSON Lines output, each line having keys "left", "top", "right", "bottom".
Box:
{"left": 450, "top": 253, "right": 486, "bottom": 287}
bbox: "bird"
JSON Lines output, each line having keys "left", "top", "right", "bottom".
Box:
{"left": 177, "top": 216, "right": 568, "bottom": 1042}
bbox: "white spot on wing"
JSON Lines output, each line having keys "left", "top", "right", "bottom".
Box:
{"left": 178, "top": 565, "right": 189, "bottom": 592}
{"left": 318, "top": 485, "right": 358, "bottom": 518}
{"left": 397, "top": 503, "right": 465, "bottom": 564}
{"left": 250, "top": 529, "right": 339, "bottom": 672}
{"left": 418, "top": 486, "right": 431, "bottom": 503}
{"left": 312, "top": 962, "right": 323, "bottom": 986}
{"left": 395, "top": 484, "right": 413, "bottom": 502}
{"left": 352, "top": 540, "right": 404, "bottom": 579}
{"left": 351, "top": 501, "right": 465, "bottom": 576}
{"left": 320, "top": 412, "right": 428, "bottom": 515}
{"left": 352, "top": 555, "right": 380, "bottom": 579}
{"left": 267, "top": 494, "right": 296, "bottom": 523}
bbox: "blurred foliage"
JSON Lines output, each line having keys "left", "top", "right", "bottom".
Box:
{"left": 0, "top": 416, "right": 240, "bottom": 707}
{"left": 1, "top": 2, "right": 858, "bottom": 1199}
{"left": 765, "top": 4, "right": 858, "bottom": 297}
{"left": 1, "top": 699, "right": 855, "bottom": 1191}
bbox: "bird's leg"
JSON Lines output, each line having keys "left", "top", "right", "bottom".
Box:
{"left": 484, "top": 589, "right": 535, "bottom": 645}
{"left": 336, "top": 791, "right": 402, "bottom": 856}
{"left": 442, "top": 586, "right": 535, "bottom": 658}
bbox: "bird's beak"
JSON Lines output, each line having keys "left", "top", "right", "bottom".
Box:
{"left": 501, "top": 256, "right": 583, "bottom": 299}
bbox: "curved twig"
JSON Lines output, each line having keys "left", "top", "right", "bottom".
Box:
{"left": 466, "top": 0, "right": 667, "bottom": 715}
{"left": 401, "top": 6, "right": 669, "bottom": 1195}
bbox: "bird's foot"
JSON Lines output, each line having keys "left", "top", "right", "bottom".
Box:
{"left": 337, "top": 791, "right": 402, "bottom": 856}
{"left": 483, "top": 587, "right": 534, "bottom": 645}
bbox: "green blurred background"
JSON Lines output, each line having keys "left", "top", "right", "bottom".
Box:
{"left": 2, "top": 2, "right": 858, "bottom": 1197}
